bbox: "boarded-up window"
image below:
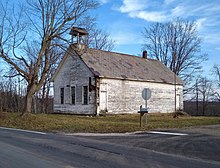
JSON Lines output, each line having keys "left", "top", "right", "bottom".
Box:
{"left": 76, "top": 86, "right": 82, "bottom": 103}
{"left": 71, "top": 86, "right": 76, "bottom": 105}
{"left": 65, "top": 87, "right": 70, "bottom": 104}
{"left": 60, "top": 88, "right": 64, "bottom": 104}
{"left": 82, "top": 86, "right": 88, "bottom": 105}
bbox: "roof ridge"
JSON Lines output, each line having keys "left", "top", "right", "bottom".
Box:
{"left": 81, "top": 48, "right": 183, "bottom": 85}
{"left": 87, "top": 48, "right": 157, "bottom": 61}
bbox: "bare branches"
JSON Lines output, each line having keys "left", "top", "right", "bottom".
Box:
{"left": 212, "top": 64, "right": 220, "bottom": 101}
{"left": 89, "top": 28, "right": 114, "bottom": 51}
{"left": 213, "top": 64, "right": 220, "bottom": 86}
{"left": 0, "top": 0, "right": 99, "bottom": 114}
{"left": 0, "top": 1, "right": 28, "bottom": 79}
{"left": 143, "top": 18, "right": 207, "bottom": 82}
{"left": 80, "top": 18, "right": 114, "bottom": 51}
{"left": 0, "top": 0, "right": 111, "bottom": 114}
{"left": 196, "top": 77, "right": 214, "bottom": 114}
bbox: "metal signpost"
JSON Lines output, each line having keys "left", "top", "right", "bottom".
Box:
{"left": 142, "top": 88, "right": 151, "bottom": 109}
{"left": 138, "top": 88, "right": 151, "bottom": 128}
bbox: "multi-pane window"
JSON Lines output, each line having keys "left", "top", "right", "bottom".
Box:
{"left": 60, "top": 88, "right": 64, "bottom": 104}
{"left": 82, "top": 86, "right": 88, "bottom": 105}
{"left": 71, "top": 86, "right": 76, "bottom": 105}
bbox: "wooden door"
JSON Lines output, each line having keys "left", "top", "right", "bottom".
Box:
{"left": 100, "top": 91, "right": 107, "bottom": 112}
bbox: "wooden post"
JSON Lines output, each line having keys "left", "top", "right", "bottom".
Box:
{"left": 140, "top": 113, "right": 143, "bottom": 127}
{"left": 139, "top": 112, "right": 148, "bottom": 128}
{"left": 145, "top": 113, "right": 147, "bottom": 126}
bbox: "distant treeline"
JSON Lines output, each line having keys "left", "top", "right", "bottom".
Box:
{"left": 0, "top": 93, "right": 53, "bottom": 114}
{"left": 184, "top": 101, "right": 220, "bottom": 116}
{"left": 1, "top": 92, "right": 220, "bottom": 116}
{"left": 0, "top": 77, "right": 53, "bottom": 114}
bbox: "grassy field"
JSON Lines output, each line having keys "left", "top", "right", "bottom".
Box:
{"left": 0, "top": 112, "right": 220, "bottom": 133}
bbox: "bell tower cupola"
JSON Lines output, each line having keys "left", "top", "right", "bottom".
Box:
{"left": 70, "top": 27, "right": 88, "bottom": 55}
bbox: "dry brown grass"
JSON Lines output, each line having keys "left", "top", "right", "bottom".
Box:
{"left": 0, "top": 112, "right": 219, "bottom": 133}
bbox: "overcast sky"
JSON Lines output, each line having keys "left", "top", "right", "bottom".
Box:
{"left": 95, "top": 0, "right": 220, "bottom": 76}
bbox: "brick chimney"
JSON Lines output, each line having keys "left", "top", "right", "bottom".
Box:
{"left": 143, "top": 50, "right": 147, "bottom": 59}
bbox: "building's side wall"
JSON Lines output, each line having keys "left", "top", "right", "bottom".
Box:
{"left": 99, "top": 78, "right": 183, "bottom": 114}
{"left": 53, "top": 54, "right": 96, "bottom": 115}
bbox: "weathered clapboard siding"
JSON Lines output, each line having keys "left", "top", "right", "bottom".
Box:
{"left": 53, "top": 49, "right": 184, "bottom": 115}
{"left": 99, "top": 78, "right": 183, "bottom": 114}
{"left": 52, "top": 27, "right": 184, "bottom": 115}
{"left": 53, "top": 52, "right": 96, "bottom": 115}
{"left": 53, "top": 50, "right": 183, "bottom": 115}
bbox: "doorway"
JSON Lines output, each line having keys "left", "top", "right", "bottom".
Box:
{"left": 100, "top": 91, "right": 107, "bottom": 112}
{"left": 176, "top": 94, "right": 180, "bottom": 111}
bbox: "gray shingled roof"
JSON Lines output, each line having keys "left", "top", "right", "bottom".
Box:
{"left": 80, "top": 48, "right": 183, "bottom": 85}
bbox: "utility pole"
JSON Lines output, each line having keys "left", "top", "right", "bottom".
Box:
{"left": 174, "top": 71, "right": 177, "bottom": 112}
{"left": 172, "top": 51, "right": 177, "bottom": 113}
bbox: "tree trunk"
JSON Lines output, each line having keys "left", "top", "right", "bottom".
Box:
{"left": 21, "top": 93, "right": 33, "bottom": 116}
{"left": 202, "top": 98, "right": 205, "bottom": 116}
{"left": 24, "top": 94, "right": 33, "bottom": 114}
{"left": 41, "top": 83, "right": 46, "bottom": 113}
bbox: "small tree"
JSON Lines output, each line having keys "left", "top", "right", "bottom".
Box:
{"left": 213, "top": 64, "right": 220, "bottom": 101}
{"left": 197, "top": 77, "right": 214, "bottom": 115}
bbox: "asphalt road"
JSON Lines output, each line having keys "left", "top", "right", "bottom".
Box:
{"left": 0, "top": 126, "right": 220, "bottom": 168}
{"left": 79, "top": 125, "right": 220, "bottom": 164}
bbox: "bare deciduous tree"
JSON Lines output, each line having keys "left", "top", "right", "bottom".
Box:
{"left": 197, "top": 77, "right": 214, "bottom": 115}
{"left": 0, "top": 0, "right": 98, "bottom": 115}
{"left": 0, "top": 75, "right": 21, "bottom": 113}
{"left": 78, "top": 18, "right": 114, "bottom": 51}
{"left": 213, "top": 64, "right": 220, "bottom": 101}
{"left": 143, "top": 18, "right": 207, "bottom": 90}
{"left": 89, "top": 27, "right": 114, "bottom": 51}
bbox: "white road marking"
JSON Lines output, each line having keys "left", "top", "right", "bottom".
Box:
{"left": 148, "top": 131, "right": 188, "bottom": 136}
{"left": 64, "top": 132, "right": 131, "bottom": 136}
{"left": 0, "top": 127, "right": 46, "bottom": 135}
{"left": 0, "top": 127, "right": 187, "bottom": 136}
{"left": 65, "top": 131, "right": 188, "bottom": 136}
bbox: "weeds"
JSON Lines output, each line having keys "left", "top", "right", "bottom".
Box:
{"left": 0, "top": 112, "right": 219, "bottom": 133}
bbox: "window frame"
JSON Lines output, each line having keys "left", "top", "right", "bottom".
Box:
{"left": 60, "top": 87, "right": 64, "bottom": 104}
{"left": 70, "top": 86, "right": 76, "bottom": 105}
{"left": 82, "top": 85, "right": 89, "bottom": 105}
